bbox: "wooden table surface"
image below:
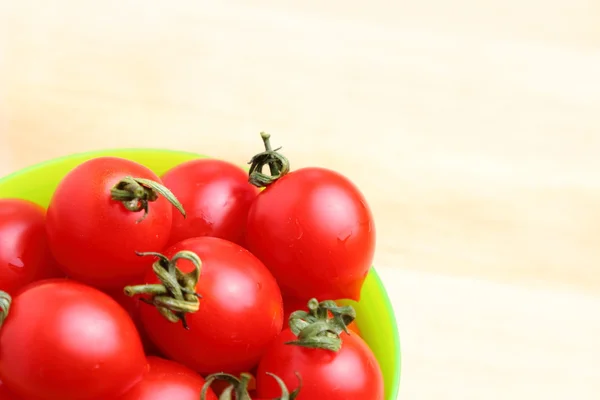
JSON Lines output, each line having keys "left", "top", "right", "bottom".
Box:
{"left": 2, "top": 1, "right": 600, "bottom": 398}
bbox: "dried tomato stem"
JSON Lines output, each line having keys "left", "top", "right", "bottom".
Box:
{"left": 123, "top": 250, "right": 202, "bottom": 329}
{"left": 247, "top": 132, "right": 290, "bottom": 188}
{"left": 200, "top": 372, "right": 301, "bottom": 400}
{"left": 0, "top": 291, "right": 11, "bottom": 328}
{"left": 110, "top": 176, "right": 186, "bottom": 222}
{"left": 285, "top": 298, "right": 356, "bottom": 352}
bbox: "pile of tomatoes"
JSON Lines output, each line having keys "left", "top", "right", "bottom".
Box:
{"left": 0, "top": 134, "right": 384, "bottom": 400}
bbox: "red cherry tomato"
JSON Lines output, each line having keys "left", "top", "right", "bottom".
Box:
{"left": 0, "top": 280, "right": 146, "bottom": 400}
{"left": 0, "top": 199, "right": 63, "bottom": 295}
{"left": 283, "top": 297, "right": 361, "bottom": 337}
{"left": 130, "top": 237, "right": 283, "bottom": 375}
{"left": 46, "top": 156, "right": 184, "bottom": 290}
{"left": 161, "top": 159, "right": 258, "bottom": 247}
{"left": 245, "top": 165, "right": 375, "bottom": 302}
{"left": 0, "top": 381, "right": 21, "bottom": 400}
{"left": 255, "top": 329, "right": 383, "bottom": 400}
{"left": 119, "top": 356, "right": 217, "bottom": 400}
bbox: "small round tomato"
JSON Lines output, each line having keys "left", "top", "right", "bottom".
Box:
{"left": 125, "top": 237, "right": 283, "bottom": 375}
{"left": 0, "top": 199, "right": 63, "bottom": 295}
{"left": 161, "top": 159, "right": 258, "bottom": 247}
{"left": 244, "top": 134, "right": 375, "bottom": 303}
{"left": 0, "top": 280, "right": 146, "bottom": 400}
{"left": 283, "top": 297, "right": 361, "bottom": 337}
{"left": 119, "top": 356, "right": 217, "bottom": 400}
{"left": 46, "top": 156, "right": 185, "bottom": 290}
{"left": 255, "top": 299, "right": 383, "bottom": 400}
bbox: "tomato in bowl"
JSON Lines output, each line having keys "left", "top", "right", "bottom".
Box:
{"left": 0, "top": 148, "right": 401, "bottom": 400}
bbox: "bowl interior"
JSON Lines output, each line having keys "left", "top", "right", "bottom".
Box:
{"left": 0, "top": 148, "right": 401, "bottom": 399}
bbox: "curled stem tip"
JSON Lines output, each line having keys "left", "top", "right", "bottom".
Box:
{"left": 200, "top": 372, "right": 301, "bottom": 400}
{"left": 111, "top": 176, "right": 186, "bottom": 222}
{"left": 123, "top": 250, "right": 202, "bottom": 329}
{"left": 285, "top": 298, "right": 356, "bottom": 352}
{"left": 0, "top": 291, "right": 11, "bottom": 328}
{"left": 247, "top": 132, "right": 290, "bottom": 188}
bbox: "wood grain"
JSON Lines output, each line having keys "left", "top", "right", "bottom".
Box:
{"left": 1, "top": 1, "right": 599, "bottom": 398}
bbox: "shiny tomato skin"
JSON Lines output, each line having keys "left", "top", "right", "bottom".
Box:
{"left": 283, "top": 297, "right": 361, "bottom": 337}
{"left": 0, "top": 199, "right": 64, "bottom": 295}
{"left": 139, "top": 237, "right": 283, "bottom": 375}
{"left": 256, "top": 329, "right": 384, "bottom": 400}
{"left": 244, "top": 167, "right": 375, "bottom": 302}
{"left": 0, "top": 280, "right": 146, "bottom": 400}
{"left": 161, "top": 159, "right": 258, "bottom": 247}
{"left": 118, "top": 357, "right": 217, "bottom": 400}
{"left": 46, "top": 157, "right": 174, "bottom": 290}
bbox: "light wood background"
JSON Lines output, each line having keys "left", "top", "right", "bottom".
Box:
{"left": 1, "top": 1, "right": 600, "bottom": 398}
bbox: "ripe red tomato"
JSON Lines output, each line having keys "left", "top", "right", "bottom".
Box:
{"left": 0, "top": 199, "right": 63, "bottom": 295}
{"left": 46, "top": 156, "right": 185, "bottom": 289}
{"left": 255, "top": 299, "right": 383, "bottom": 400}
{"left": 256, "top": 329, "right": 383, "bottom": 400}
{"left": 283, "top": 297, "right": 361, "bottom": 337}
{"left": 245, "top": 135, "right": 375, "bottom": 302}
{"left": 119, "top": 356, "right": 217, "bottom": 400}
{"left": 0, "top": 280, "right": 146, "bottom": 400}
{"left": 161, "top": 159, "right": 258, "bottom": 247}
{"left": 127, "top": 236, "right": 284, "bottom": 375}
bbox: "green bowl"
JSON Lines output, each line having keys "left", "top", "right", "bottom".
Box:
{"left": 0, "top": 148, "right": 401, "bottom": 399}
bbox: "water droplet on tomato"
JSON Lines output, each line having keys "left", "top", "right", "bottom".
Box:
{"left": 8, "top": 258, "right": 24, "bottom": 269}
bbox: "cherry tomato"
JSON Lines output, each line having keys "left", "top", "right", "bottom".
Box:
{"left": 255, "top": 299, "right": 383, "bottom": 400}
{"left": 283, "top": 297, "right": 361, "bottom": 337}
{"left": 0, "top": 280, "right": 146, "bottom": 400}
{"left": 0, "top": 199, "right": 63, "bottom": 295}
{"left": 161, "top": 159, "right": 258, "bottom": 247}
{"left": 119, "top": 356, "right": 217, "bottom": 400}
{"left": 244, "top": 134, "right": 375, "bottom": 303}
{"left": 46, "top": 156, "right": 185, "bottom": 290}
{"left": 127, "top": 236, "right": 283, "bottom": 375}
{"left": 256, "top": 329, "right": 382, "bottom": 400}
{"left": 0, "top": 381, "right": 20, "bottom": 400}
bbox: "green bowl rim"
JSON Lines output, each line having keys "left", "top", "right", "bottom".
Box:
{"left": 0, "top": 147, "right": 401, "bottom": 399}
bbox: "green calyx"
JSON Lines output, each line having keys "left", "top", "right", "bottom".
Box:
{"left": 123, "top": 250, "right": 202, "bottom": 330}
{"left": 247, "top": 132, "right": 290, "bottom": 188}
{"left": 0, "top": 291, "right": 11, "bottom": 328}
{"left": 110, "top": 176, "right": 186, "bottom": 222}
{"left": 200, "top": 372, "right": 302, "bottom": 400}
{"left": 285, "top": 298, "right": 356, "bottom": 352}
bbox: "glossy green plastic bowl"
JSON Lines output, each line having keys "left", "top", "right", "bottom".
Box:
{"left": 0, "top": 149, "right": 401, "bottom": 399}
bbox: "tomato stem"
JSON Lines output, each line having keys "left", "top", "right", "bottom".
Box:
{"left": 247, "top": 132, "right": 290, "bottom": 188}
{"left": 0, "top": 291, "right": 11, "bottom": 328}
{"left": 110, "top": 176, "right": 186, "bottom": 222}
{"left": 123, "top": 250, "right": 202, "bottom": 330}
{"left": 285, "top": 298, "right": 356, "bottom": 352}
{"left": 200, "top": 372, "right": 301, "bottom": 400}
